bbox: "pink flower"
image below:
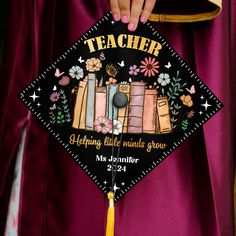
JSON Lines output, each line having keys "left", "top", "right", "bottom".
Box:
{"left": 140, "top": 57, "right": 159, "bottom": 77}
{"left": 105, "top": 77, "right": 117, "bottom": 85}
{"left": 50, "top": 92, "right": 60, "bottom": 102}
{"left": 129, "top": 65, "right": 140, "bottom": 76}
{"left": 94, "top": 116, "right": 112, "bottom": 134}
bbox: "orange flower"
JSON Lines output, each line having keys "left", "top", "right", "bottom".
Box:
{"left": 180, "top": 95, "right": 193, "bottom": 107}
{"left": 86, "top": 58, "right": 102, "bottom": 72}
{"left": 105, "top": 77, "right": 117, "bottom": 85}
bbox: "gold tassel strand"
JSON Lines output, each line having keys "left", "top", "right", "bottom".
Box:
{"left": 105, "top": 192, "right": 115, "bottom": 236}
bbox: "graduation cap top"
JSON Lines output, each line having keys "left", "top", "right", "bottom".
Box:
{"left": 19, "top": 12, "right": 223, "bottom": 201}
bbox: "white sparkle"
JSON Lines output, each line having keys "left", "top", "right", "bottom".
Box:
{"left": 36, "top": 102, "right": 41, "bottom": 107}
{"left": 37, "top": 87, "right": 42, "bottom": 92}
{"left": 200, "top": 95, "right": 204, "bottom": 100}
{"left": 199, "top": 111, "right": 203, "bottom": 115}
{"left": 121, "top": 182, "right": 125, "bottom": 186}
{"left": 201, "top": 100, "right": 212, "bottom": 111}
{"left": 103, "top": 180, "right": 108, "bottom": 185}
{"left": 113, "top": 183, "right": 120, "bottom": 192}
{"left": 111, "top": 20, "right": 115, "bottom": 25}
{"left": 29, "top": 92, "right": 39, "bottom": 102}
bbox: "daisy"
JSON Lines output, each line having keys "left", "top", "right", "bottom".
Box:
{"left": 69, "top": 66, "right": 84, "bottom": 80}
{"left": 110, "top": 120, "right": 122, "bottom": 135}
{"left": 140, "top": 57, "right": 159, "bottom": 77}
{"left": 157, "top": 73, "right": 170, "bottom": 86}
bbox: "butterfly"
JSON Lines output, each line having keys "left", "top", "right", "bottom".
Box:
{"left": 55, "top": 68, "right": 64, "bottom": 77}
{"left": 165, "top": 62, "right": 171, "bottom": 69}
{"left": 78, "top": 56, "right": 85, "bottom": 63}
{"left": 118, "top": 60, "right": 125, "bottom": 67}
{"left": 186, "top": 85, "right": 195, "bottom": 94}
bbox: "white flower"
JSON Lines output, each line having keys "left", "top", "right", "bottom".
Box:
{"left": 69, "top": 66, "right": 84, "bottom": 80}
{"left": 110, "top": 120, "right": 122, "bottom": 135}
{"left": 158, "top": 73, "right": 170, "bottom": 86}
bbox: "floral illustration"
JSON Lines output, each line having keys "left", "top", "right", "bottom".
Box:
{"left": 110, "top": 120, "right": 122, "bottom": 135}
{"left": 140, "top": 57, "right": 159, "bottom": 77}
{"left": 187, "top": 110, "right": 195, "bottom": 118}
{"left": 83, "top": 75, "right": 98, "bottom": 86}
{"left": 86, "top": 58, "right": 102, "bottom": 72}
{"left": 180, "top": 95, "right": 193, "bottom": 107}
{"left": 106, "top": 64, "right": 119, "bottom": 77}
{"left": 94, "top": 116, "right": 112, "bottom": 134}
{"left": 56, "top": 110, "right": 65, "bottom": 124}
{"left": 105, "top": 77, "right": 117, "bottom": 85}
{"left": 181, "top": 119, "right": 189, "bottom": 131}
{"left": 59, "top": 89, "right": 72, "bottom": 123}
{"left": 129, "top": 65, "right": 140, "bottom": 76}
{"left": 59, "top": 76, "right": 70, "bottom": 86}
{"left": 50, "top": 92, "right": 60, "bottom": 102}
{"left": 158, "top": 73, "right": 170, "bottom": 86}
{"left": 69, "top": 66, "right": 84, "bottom": 80}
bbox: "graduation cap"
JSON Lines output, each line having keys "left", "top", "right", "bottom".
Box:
{"left": 19, "top": 11, "right": 223, "bottom": 236}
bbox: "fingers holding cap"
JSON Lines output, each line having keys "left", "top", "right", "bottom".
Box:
{"left": 128, "top": 0, "right": 145, "bottom": 31}
{"left": 110, "top": 0, "right": 121, "bottom": 21}
{"left": 140, "top": 0, "right": 156, "bottom": 23}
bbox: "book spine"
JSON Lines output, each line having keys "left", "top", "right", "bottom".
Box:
{"left": 117, "top": 84, "right": 130, "bottom": 133}
{"left": 78, "top": 84, "right": 88, "bottom": 129}
{"left": 156, "top": 96, "right": 172, "bottom": 134}
{"left": 106, "top": 84, "right": 118, "bottom": 120}
{"left": 85, "top": 73, "right": 96, "bottom": 130}
{"left": 72, "top": 80, "right": 87, "bottom": 129}
{"left": 127, "top": 82, "right": 145, "bottom": 133}
{"left": 143, "top": 89, "right": 157, "bottom": 134}
{"left": 95, "top": 87, "right": 107, "bottom": 119}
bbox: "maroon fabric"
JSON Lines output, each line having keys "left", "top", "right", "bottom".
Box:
{"left": 0, "top": 0, "right": 235, "bottom": 235}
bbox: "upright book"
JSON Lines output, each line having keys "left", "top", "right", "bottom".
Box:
{"left": 127, "top": 82, "right": 145, "bottom": 133}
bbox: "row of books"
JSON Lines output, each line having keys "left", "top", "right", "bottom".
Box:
{"left": 72, "top": 73, "right": 172, "bottom": 134}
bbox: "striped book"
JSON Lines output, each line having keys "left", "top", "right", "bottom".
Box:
{"left": 117, "top": 84, "right": 130, "bottom": 133}
{"left": 156, "top": 96, "right": 172, "bottom": 134}
{"left": 95, "top": 86, "right": 106, "bottom": 119}
{"left": 127, "top": 82, "right": 145, "bottom": 133}
{"left": 72, "top": 80, "right": 87, "bottom": 129}
{"left": 106, "top": 84, "right": 118, "bottom": 120}
{"left": 85, "top": 73, "right": 96, "bottom": 130}
{"left": 143, "top": 89, "right": 158, "bottom": 134}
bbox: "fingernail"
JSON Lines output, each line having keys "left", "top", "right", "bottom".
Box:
{"left": 113, "top": 14, "right": 119, "bottom": 22}
{"left": 121, "top": 16, "right": 129, "bottom": 23}
{"left": 128, "top": 23, "right": 135, "bottom": 31}
{"left": 140, "top": 16, "right": 147, "bottom": 23}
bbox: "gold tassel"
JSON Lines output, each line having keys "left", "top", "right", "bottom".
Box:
{"left": 105, "top": 192, "right": 115, "bottom": 236}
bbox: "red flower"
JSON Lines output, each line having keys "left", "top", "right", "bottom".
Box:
{"left": 140, "top": 57, "right": 159, "bottom": 77}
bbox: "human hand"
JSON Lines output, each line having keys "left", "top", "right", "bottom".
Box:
{"left": 110, "top": 0, "right": 156, "bottom": 31}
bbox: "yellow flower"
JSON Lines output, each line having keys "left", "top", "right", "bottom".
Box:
{"left": 180, "top": 95, "right": 193, "bottom": 107}
{"left": 86, "top": 58, "right": 102, "bottom": 72}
